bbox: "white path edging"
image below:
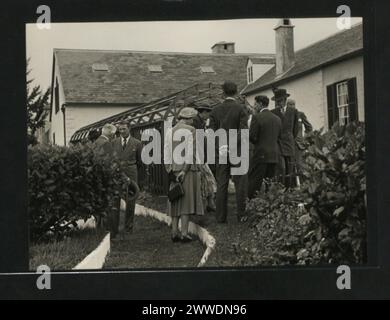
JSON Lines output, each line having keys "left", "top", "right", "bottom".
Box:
{"left": 73, "top": 233, "right": 111, "bottom": 270}
{"left": 135, "top": 204, "right": 216, "bottom": 267}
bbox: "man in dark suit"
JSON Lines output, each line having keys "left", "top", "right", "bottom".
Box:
{"left": 248, "top": 95, "right": 282, "bottom": 199}
{"left": 93, "top": 123, "right": 117, "bottom": 156}
{"left": 92, "top": 123, "right": 117, "bottom": 229}
{"left": 286, "top": 99, "right": 313, "bottom": 180}
{"left": 271, "top": 88, "right": 299, "bottom": 189}
{"left": 208, "top": 81, "right": 249, "bottom": 223}
{"left": 111, "top": 120, "right": 143, "bottom": 235}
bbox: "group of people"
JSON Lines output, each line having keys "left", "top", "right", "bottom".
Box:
{"left": 92, "top": 80, "right": 312, "bottom": 243}
{"left": 162, "top": 81, "right": 313, "bottom": 241}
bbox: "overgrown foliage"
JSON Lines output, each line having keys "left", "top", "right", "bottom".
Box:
{"left": 236, "top": 122, "right": 367, "bottom": 266}
{"left": 28, "top": 143, "right": 129, "bottom": 242}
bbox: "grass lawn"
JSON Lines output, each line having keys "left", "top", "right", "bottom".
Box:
{"left": 29, "top": 228, "right": 107, "bottom": 271}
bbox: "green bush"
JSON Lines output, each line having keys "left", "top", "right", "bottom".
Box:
{"left": 28, "top": 143, "right": 128, "bottom": 242}
{"left": 239, "top": 122, "right": 367, "bottom": 266}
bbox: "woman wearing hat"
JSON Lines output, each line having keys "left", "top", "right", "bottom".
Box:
{"left": 164, "top": 107, "right": 204, "bottom": 242}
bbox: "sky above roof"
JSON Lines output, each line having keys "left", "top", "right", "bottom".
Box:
{"left": 26, "top": 17, "right": 362, "bottom": 89}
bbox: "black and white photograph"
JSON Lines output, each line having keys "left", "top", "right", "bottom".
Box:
{"left": 25, "top": 16, "right": 368, "bottom": 272}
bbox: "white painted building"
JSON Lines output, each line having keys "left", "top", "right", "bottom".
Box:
{"left": 242, "top": 20, "right": 364, "bottom": 130}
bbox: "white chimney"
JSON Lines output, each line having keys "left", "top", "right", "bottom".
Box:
{"left": 274, "top": 19, "right": 295, "bottom": 76}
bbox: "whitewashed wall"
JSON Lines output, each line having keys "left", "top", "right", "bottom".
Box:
{"left": 246, "top": 70, "right": 325, "bottom": 130}
{"left": 50, "top": 60, "right": 67, "bottom": 146}
{"left": 246, "top": 59, "right": 274, "bottom": 84}
{"left": 65, "top": 105, "right": 131, "bottom": 145}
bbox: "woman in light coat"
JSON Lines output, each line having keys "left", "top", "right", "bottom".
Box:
{"left": 164, "top": 107, "right": 204, "bottom": 242}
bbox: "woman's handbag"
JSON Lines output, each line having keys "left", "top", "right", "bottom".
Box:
{"left": 168, "top": 181, "right": 185, "bottom": 202}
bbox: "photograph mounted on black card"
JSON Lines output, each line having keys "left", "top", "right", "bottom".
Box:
{"left": 25, "top": 16, "right": 367, "bottom": 271}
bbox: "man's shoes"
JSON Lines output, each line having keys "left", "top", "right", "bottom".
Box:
{"left": 206, "top": 205, "right": 216, "bottom": 212}
{"left": 171, "top": 234, "right": 181, "bottom": 242}
{"left": 180, "top": 235, "right": 195, "bottom": 243}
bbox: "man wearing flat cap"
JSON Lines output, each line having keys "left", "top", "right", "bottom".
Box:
{"left": 271, "top": 88, "right": 299, "bottom": 189}
{"left": 248, "top": 95, "right": 282, "bottom": 198}
{"left": 208, "top": 81, "right": 249, "bottom": 223}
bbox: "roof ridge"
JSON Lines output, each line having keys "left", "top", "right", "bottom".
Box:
{"left": 53, "top": 47, "right": 274, "bottom": 57}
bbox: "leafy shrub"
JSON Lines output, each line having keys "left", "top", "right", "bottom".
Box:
{"left": 300, "top": 121, "right": 366, "bottom": 264}
{"left": 237, "top": 122, "right": 367, "bottom": 266}
{"left": 28, "top": 143, "right": 129, "bottom": 242}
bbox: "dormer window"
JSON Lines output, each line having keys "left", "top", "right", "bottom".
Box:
{"left": 247, "top": 66, "right": 253, "bottom": 83}
{"left": 92, "top": 63, "right": 109, "bottom": 71}
{"left": 200, "top": 66, "right": 215, "bottom": 74}
{"left": 148, "top": 65, "right": 163, "bottom": 73}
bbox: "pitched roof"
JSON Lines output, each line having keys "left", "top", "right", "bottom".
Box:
{"left": 242, "top": 23, "right": 363, "bottom": 95}
{"left": 54, "top": 48, "right": 274, "bottom": 105}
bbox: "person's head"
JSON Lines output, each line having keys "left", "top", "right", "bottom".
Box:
{"left": 272, "top": 88, "right": 290, "bottom": 108}
{"left": 196, "top": 104, "right": 212, "bottom": 120}
{"left": 177, "top": 107, "right": 198, "bottom": 125}
{"left": 102, "top": 123, "right": 117, "bottom": 139}
{"left": 287, "top": 99, "right": 296, "bottom": 109}
{"left": 117, "top": 120, "right": 130, "bottom": 138}
{"left": 222, "top": 81, "right": 238, "bottom": 97}
{"left": 254, "top": 95, "right": 269, "bottom": 113}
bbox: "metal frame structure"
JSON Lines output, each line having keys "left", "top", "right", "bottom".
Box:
{"left": 69, "top": 82, "right": 229, "bottom": 194}
{"left": 70, "top": 82, "right": 226, "bottom": 144}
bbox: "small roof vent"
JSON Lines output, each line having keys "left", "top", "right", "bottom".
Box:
{"left": 200, "top": 66, "right": 215, "bottom": 74}
{"left": 92, "top": 63, "right": 109, "bottom": 71}
{"left": 148, "top": 65, "right": 163, "bottom": 72}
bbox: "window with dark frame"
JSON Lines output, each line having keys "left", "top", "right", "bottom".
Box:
{"left": 326, "top": 77, "right": 358, "bottom": 129}
{"left": 54, "top": 78, "right": 59, "bottom": 114}
{"left": 247, "top": 66, "right": 253, "bottom": 83}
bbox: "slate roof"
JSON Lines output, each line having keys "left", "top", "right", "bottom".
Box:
{"left": 242, "top": 23, "right": 363, "bottom": 95}
{"left": 53, "top": 49, "right": 274, "bottom": 105}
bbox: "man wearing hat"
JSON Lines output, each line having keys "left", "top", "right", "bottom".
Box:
{"left": 111, "top": 120, "right": 143, "bottom": 236}
{"left": 248, "top": 95, "right": 282, "bottom": 198}
{"left": 271, "top": 88, "right": 299, "bottom": 189}
{"left": 208, "top": 81, "right": 249, "bottom": 223}
{"left": 193, "top": 103, "right": 212, "bottom": 130}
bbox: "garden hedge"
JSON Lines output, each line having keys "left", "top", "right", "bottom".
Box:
{"left": 28, "top": 143, "right": 129, "bottom": 242}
